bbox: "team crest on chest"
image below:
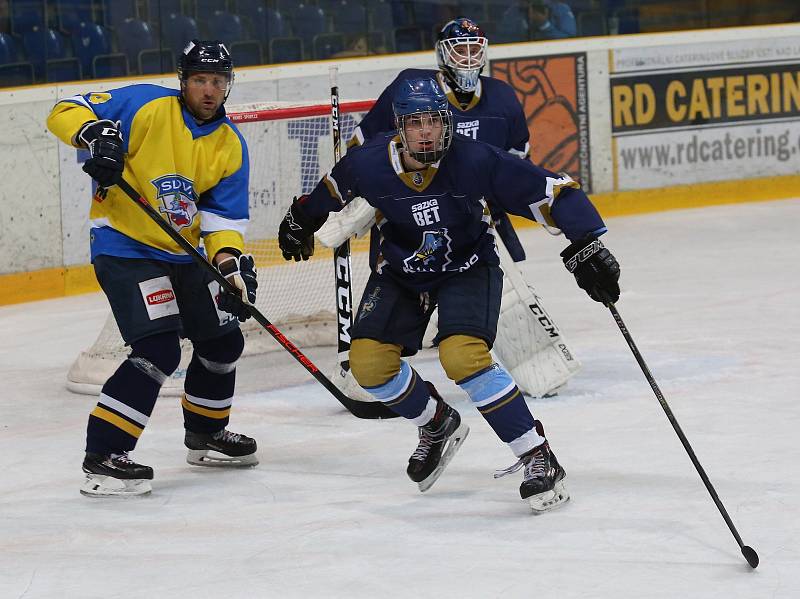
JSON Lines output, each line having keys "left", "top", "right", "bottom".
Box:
{"left": 412, "top": 172, "right": 424, "bottom": 186}
{"left": 403, "top": 228, "right": 452, "bottom": 273}
{"left": 152, "top": 175, "right": 198, "bottom": 230}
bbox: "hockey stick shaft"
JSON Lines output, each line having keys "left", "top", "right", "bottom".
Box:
{"left": 606, "top": 301, "right": 758, "bottom": 568}
{"left": 329, "top": 67, "right": 357, "bottom": 370}
{"left": 116, "top": 177, "right": 396, "bottom": 419}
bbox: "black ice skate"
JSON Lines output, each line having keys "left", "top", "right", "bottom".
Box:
{"left": 81, "top": 452, "right": 154, "bottom": 497}
{"left": 494, "top": 438, "right": 569, "bottom": 513}
{"left": 406, "top": 384, "right": 469, "bottom": 492}
{"left": 185, "top": 429, "right": 258, "bottom": 467}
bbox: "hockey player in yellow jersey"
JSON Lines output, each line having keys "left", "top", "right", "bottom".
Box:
{"left": 47, "top": 40, "right": 259, "bottom": 497}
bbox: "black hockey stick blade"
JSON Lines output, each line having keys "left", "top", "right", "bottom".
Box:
{"left": 116, "top": 177, "right": 397, "bottom": 420}
{"left": 603, "top": 298, "right": 758, "bottom": 568}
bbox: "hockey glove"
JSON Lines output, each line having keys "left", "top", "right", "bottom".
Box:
{"left": 216, "top": 252, "right": 258, "bottom": 322}
{"left": 561, "top": 235, "right": 620, "bottom": 304}
{"left": 77, "top": 119, "right": 125, "bottom": 188}
{"left": 278, "top": 197, "right": 318, "bottom": 261}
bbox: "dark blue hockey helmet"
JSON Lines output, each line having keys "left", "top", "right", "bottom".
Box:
{"left": 178, "top": 40, "right": 234, "bottom": 100}
{"left": 436, "top": 17, "right": 487, "bottom": 93}
{"left": 392, "top": 78, "right": 453, "bottom": 165}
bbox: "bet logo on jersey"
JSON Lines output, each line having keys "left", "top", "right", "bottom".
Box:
{"left": 151, "top": 175, "right": 198, "bottom": 230}
{"left": 403, "top": 228, "right": 452, "bottom": 273}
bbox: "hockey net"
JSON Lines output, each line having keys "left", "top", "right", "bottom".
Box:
{"left": 67, "top": 98, "right": 376, "bottom": 396}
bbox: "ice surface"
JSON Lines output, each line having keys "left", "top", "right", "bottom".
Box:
{"left": 1, "top": 200, "right": 798, "bottom": 598}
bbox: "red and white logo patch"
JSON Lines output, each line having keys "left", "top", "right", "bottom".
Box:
{"left": 139, "top": 276, "right": 179, "bottom": 320}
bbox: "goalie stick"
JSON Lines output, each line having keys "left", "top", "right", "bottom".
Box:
{"left": 605, "top": 299, "right": 758, "bottom": 568}
{"left": 115, "top": 177, "right": 397, "bottom": 420}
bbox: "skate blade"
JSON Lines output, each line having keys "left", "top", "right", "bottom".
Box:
{"left": 417, "top": 423, "right": 470, "bottom": 493}
{"left": 526, "top": 479, "right": 569, "bottom": 513}
{"left": 186, "top": 449, "right": 259, "bottom": 468}
{"left": 80, "top": 474, "right": 152, "bottom": 497}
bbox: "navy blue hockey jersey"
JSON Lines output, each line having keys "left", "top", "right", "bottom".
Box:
{"left": 304, "top": 133, "right": 605, "bottom": 291}
{"left": 351, "top": 69, "right": 529, "bottom": 158}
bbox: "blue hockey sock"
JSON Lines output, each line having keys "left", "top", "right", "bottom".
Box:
{"left": 363, "top": 361, "right": 436, "bottom": 425}
{"left": 459, "top": 364, "right": 546, "bottom": 456}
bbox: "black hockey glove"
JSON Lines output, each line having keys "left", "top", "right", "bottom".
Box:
{"left": 278, "top": 197, "right": 318, "bottom": 262}
{"left": 560, "top": 235, "right": 620, "bottom": 304}
{"left": 216, "top": 252, "right": 258, "bottom": 322}
{"left": 77, "top": 119, "right": 125, "bottom": 188}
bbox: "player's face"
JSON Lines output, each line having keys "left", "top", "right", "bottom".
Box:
{"left": 449, "top": 40, "right": 485, "bottom": 68}
{"left": 402, "top": 112, "right": 445, "bottom": 155}
{"left": 182, "top": 72, "right": 230, "bottom": 120}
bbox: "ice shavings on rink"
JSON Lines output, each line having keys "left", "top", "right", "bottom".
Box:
{"left": 1, "top": 200, "right": 798, "bottom": 598}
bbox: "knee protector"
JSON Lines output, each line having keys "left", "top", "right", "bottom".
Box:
{"left": 192, "top": 328, "right": 244, "bottom": 374}
{"left": 128, "top": 331, "right": 182, "bottom": 385}
{"left": 439, "top": 335, "right": 493, "bottom": 383}
{"left": 349, "top": 338, "right": 402, "bottom": 388}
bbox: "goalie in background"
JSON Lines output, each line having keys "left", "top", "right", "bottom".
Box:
{"left": 279, "top": 79, "right": 621, "bottom": 511}
{"left": 46, "top": 40, "right": 259, "bottom": 497}
{"left": 319, "top": 15, "right": 581, "bottom": 398}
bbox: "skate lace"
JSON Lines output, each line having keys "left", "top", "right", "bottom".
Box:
{"left": 213, "top": 429, "right": 241, "bottom": 443}
{"left": 110, "top": 452, "right": 134, "bottom": 465}
{"left": 410, "top": 421, "right": 446, "bottom": 461}
{"left": 493, "top": 450, "right": 546, "bottom": 480}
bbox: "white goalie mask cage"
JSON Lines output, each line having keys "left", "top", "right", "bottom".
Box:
{"left": 436, "top": 36, "right": 488, "bottom": 93}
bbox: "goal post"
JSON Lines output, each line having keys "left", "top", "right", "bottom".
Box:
{"left": 67, "top": 98, "right": 377, "bottom": 396}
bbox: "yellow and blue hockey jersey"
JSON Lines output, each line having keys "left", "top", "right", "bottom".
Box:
{"left": 47, "top": 84, "right": 249, "bottom": 263}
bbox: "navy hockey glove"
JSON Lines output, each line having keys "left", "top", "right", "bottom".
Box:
{"left": 561, "top": 235, "right": 620, "bottom": 304}
{"left": 278, "top": 197, "right": 318, "bottom": 262}
{"left": 216, "top": 252, "right": 258, "bottom": 322}
{"left": 77, "top": 119, "right": 124, "bottom": 188}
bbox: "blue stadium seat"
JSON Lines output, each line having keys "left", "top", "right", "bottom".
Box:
{"left": 204, "top": 11, "right": 245, "bottom": 43}
{"left": 369, "top": 1, "right": 394, "bottom": 34}
{"left": 0, "top": 62, "right": 36, "bottom": 86}
{"left": 72, "top": 22, "right": 113, "bottom": 78}
{"left": 57, "top": 0, "right": 95, "bottom": 34}
{"left": 160, "top": 13, "right": 199, "bottom": 57}
{"left": 393, "top": 26, "right": 424, "bottom": 53}
{"left": 22, "top": 27, "right": 68, "bottom": 80}
{"left": 0, "top": 33, "right": 22, "bottom": 64}
{"left": 495, "top": 4, "right": 527, "bottom": 43}
{"left": 577, "top": 10, "right": 607, "bottom": 37}
{"left": 138, "top": 48, "right": 175, "bottom": 75}
{"left": 459, "top": 2, "right": 488, "bottom": 22}
{"left": 93, "top": 53, "right": 129, "bottom": 78}
{"left": 313, "top": 32, "right": 345, "bottom": 60}
{"left": 242, "top": 5, "right": 286, "bottom": 43}
{"left": 287, "top": 4, "right": 327, "bottom": 56}
{"left": 269, "top": 37, "right": 302, "bottom": 64}
{"left": 116, "top": 19, "right": 157, "bottom": 75}
{"left": 331, "top": 0, "right": 368, "bottom": 36}
{"left": 230, "top": 40, "right": 262, "bottom": 66}
{"left": 147, "top": 0, "right": 182, "bottom": 21}
{"left": 47, "top": 57, "right": 82, "bottom": 82}
{"left": 104, "top": 0, "right": 138, "bottom": 28}
{"left": 10, "top": 0, "right": 46, "bottom": 34}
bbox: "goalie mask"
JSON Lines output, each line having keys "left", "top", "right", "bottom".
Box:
{"left": 392, "top": 78, "right": 453, "bottom": 165}
{"left": 178, "top": 39, "right": 235, "bottom": 102}
{"left": 435, "top": 17, "right": 488, "bottom": 93}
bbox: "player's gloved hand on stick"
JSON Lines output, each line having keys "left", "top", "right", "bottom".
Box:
{"left": 77, "top": 119, "right": 125, "bottom": 187}
{"left": 216, "top": 251, "right": 258, "bottom": 322}
{"left": 278, "top": 197, "right": 317, "bottom": 261}
{"left": 560, "top": 234, "right": 620, "bottom": 304}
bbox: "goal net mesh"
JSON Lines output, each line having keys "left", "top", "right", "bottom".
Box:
{"left": 67, "top": 99, "right": 376, "bottom": 396}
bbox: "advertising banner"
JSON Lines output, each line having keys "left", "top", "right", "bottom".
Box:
{"left": 611, "top": 38, "right": 800, "bottom": 190}
{"left": 492, "top": 53, "right": 592, "bottom": 192}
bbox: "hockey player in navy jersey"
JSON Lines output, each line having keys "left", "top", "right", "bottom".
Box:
{"left": 47, "top": 41, "right": 259, "bottom": 497}
{"left": 279, "top": 79, "right": 621, "bottom": 512}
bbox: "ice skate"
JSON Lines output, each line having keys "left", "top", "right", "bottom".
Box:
{"left": 407, "top": 386, "right": 469, "bottom": 492}
{"left": 81, "top": 452, "right": 153, "bottom": 497}
{"left": 495, "top": 441, "right": 569, "bottom": 513}
{"left": 185, "top": 429, "right": 258, "bottom": 467}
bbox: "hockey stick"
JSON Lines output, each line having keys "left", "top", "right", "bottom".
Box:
{"left": 604, "top": 299, "right": 758, "bottom": 568}
{"left": 115, "top": 177, "right": 397, "bottom": 420}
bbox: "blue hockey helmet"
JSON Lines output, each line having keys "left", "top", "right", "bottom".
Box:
{"left": 392, "top": 78, "right": 453, "bottom": 165}
{"left": 436, "top": 17, "right": 488, "bottom": 93}
{"left": 178, "top": 40, "right": 235, "bottom": 100}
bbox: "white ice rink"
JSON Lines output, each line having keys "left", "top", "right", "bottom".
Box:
{"left": 1, "top": 200, "right": 798, "bottom": 598}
